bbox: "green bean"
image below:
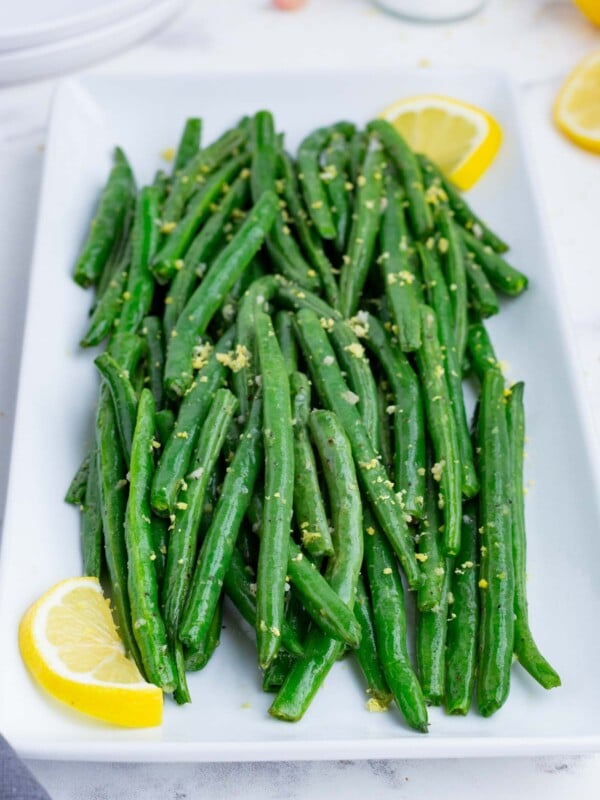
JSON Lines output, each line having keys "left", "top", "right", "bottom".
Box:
{"left": 149, "top": 514, "right": 167, "bottom": 588}
{"left": 199, "top": 466, "right": 222, "bottom": 543}
{"left": 349, "top": 130, "right": 367, "bottom": 185}
{"left": 415, "top": 305, "right": 462, "bottom": 555}
{"left": 152, "top": 412, "right": 175, "bottom": 582}
{"left": 162, "top": 388, "right": 238, "bottom": 640}
{"left": 93, "top": 336, "right": 145, "bottom": 665}
{"left": 262, "top": 650, "right": 296, "bottom": 692}
{"left": 476, "top": 367, "right": 514, "bottom": 717}
{"left": 80, "top": 240, "right": 131, "bottom": 347}
{"left": 248, "top": 489, "right": 361, "bottom": 646}
{"left": 380, "top": 177, "right": 421, "bottom": 352}
{"left": 172, "top": 642, "right": 191, "bottom": 705}
{"left": 265, "top": 228, "right": 322, "bottom": 292}
{"left": 152, "top": 169, "right": 170, "bottom": 207}
{"left": 255, "top": 311, "right": 295, "bottom": 668}
{"left": 464, "top": 252, "right": 500, "bottom": 318}
{"left": 222, "top": 258, "right": 266, "bottom": 326}
{"left": 287, "top": 540, "right": 361, "bottom": 647}
{"left": 460, "top": 228, "right": 528, "bottom": 296}
{"left": 95, "top": 208, "right": 133, "bottom": 301}
{"left": 298, "top": 125, "right": 351, "bottom": 239}
{"left": 162, "top": 125, "right": 248, "bottom": 225}
{"left": 251, "top": 117, "right": 321, "bottom": 291}
{"left": 339, "top": 137, "right": 385, "bottom": 318}
{"left": 376, "top": 382, "right": 394, "bottom": 474}
{"left": 367, "top": 119, "right": 432, "bottom": 239}
{"left": 284, "top": 592, "right": 310, "bottom": 650}
{"left": 164, "top": 191, "right": 278, "bottom": 398}
{"left": 95, "top": 385, "right": 140, "bottom": 666}
{"left": 173, "top": 118, "right": 202, "bottom": 173}
{"left": 329, "top": 318, "right": 380, "bottom": 449}
{"left": 467, "top": 322, "right": 499, "bottom": 382}
{"left": 279, "top": 151, "right": 339, "bottom": 307}
{"left": 353, "top": 574, "right": 392, "bottom": 707}
{"left": 507, "top": 382, "right": 560, "bottom": 689}
{"left": 445, "top": 501, "right": 479, "bottom": 715}
{"left": 151, "top": 330, "right": 232, "bottom": 514}
{"left": 81, "top": 443, "right": 102, "bottom": 578}
{"left": 274, "top": 310, "right": 298, "bottom": 375}
{"left": 74, "top": 147, "right": 136, "bottom": 287}
{"left": 224, "top": 544, "right": 305, "bottom": 657}
{"left": 363, "top": 511, "right": 428, "bottom": 732}
{"left": 276, "top": 276, "right": 339, "bottom": 320}
{"left": 153, "top": 152, "right": 250, "bottom": 283}
{"left": 94, "top": 352, "right": 137, "bottom": 462}
{"left": 118, "top": 187, "right": 160, "bottom": 333}
{"left": 291, "top": 372, "right": 333, "bottom": 557}
{"left": 125, "top": 389, "right": 176, "bottom": 691}
{"left": 435, "top": 206, "right": 468, "bottom": 363}
{"left": 109, "top": 330, "right": 147, "bottom": 375}
{"left": 262, "top": 593, "right": 309, "bottom": 691}
{"left": 154, "top": 408, "right": 175, "bottom": 447}
{"left": 322, "top": 131, "right": 353, "bottom": 252}
{"left": 417, "top": 466, "right": 447, "bottom": 612}
{"left": 233, "top": 275, "right": 279, "bottom": 421}
{"left": 163, "top": 173, "right": 250, "bottom": 338}
{"left": 364, "top": 314, "right": 426, "bottom": 521}
{"left": 270, "top": 410, "right": 363, "bottom": 721}
{"left": 65, "top": 454, "right": 90, "bottom": 506}
{"left": 250, "top": 110, "right": 279, "bottom": 201}
{"left": 417, "top": 561, "right": 451, "bottom": 706}
{"left": 142, "top": 316, "right": 165, "bottom": 410}
{"left": 294, "top": 308, "right": 421, "bottom": 590}
{"left": 237, "top": 521, "right": 258, "bottom": 569}
{"left": 184, "top": 597, "right": 223, "bottom": 672}
{"left": 419, "top": 241, "right": 478, "bottom": 498}
{"left": 418, "top": 154, "right": 509, "bottom": 253}
{"left": 180, "top": 396, "right": 263, "bottom": 650}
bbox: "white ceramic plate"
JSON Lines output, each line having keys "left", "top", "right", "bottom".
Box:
{"left": 1, "top": 71, "right": 599, "bottom": 762}
{"left": 0, "top": 0, "right": 186, "bottom": 86}
{"left": 0, "top": 0, "right": 155, "bottom": 53}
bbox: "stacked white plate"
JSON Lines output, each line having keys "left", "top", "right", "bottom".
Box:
{"left": 0, "top": 0, "right": 187, "bottom": 85}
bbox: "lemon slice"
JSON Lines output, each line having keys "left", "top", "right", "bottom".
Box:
{"left": 554, "top": 50, "right": 600, "bottom": 154}
{"left": 379, "top": 94, "right": 502, "bottom": 190}
{"left": 19, "top": 577, "right": 162, "bottom": 728}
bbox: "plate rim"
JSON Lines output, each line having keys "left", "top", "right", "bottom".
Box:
{"left": 2, "top": 69, "right": 599, "bottom": 762}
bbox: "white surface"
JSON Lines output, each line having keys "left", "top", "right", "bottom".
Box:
{"left": 1, "top": 68, "right": 596, "bottom": 762}
{"left": 0, "top": 0, "right": 599, "bottom": 795}
{"left": 0, "top": 0, "right": 186, "bottom": 85}
{"left": 0, "top": 0, "right": 154, "bottom": 52}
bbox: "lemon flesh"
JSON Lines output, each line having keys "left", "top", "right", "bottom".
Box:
{"left": 19, "top": 577, "right": 162, "bottom": 728}
{"left": 554, "top": 50, "right": 600, "bottom": 154}
{"left": 379, "top": 94, "right": 502, "bottom": 190}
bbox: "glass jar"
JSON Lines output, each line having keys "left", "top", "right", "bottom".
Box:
{"left": 373, "top": 0, "right": 486, "bottom": 22}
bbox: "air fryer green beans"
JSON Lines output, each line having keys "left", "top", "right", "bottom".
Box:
{"left": 68, "top": 110, "right": 552, "bottom": 725}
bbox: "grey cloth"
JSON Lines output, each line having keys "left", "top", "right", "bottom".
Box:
{"left": 0, "top": 736, "right": 51, "bottom": 799}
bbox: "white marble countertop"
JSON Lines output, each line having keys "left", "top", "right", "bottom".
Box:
{"left": 1, "top": 0, "right": 600, "bottom": 796}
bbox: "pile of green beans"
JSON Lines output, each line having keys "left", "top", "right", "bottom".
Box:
{"left": 67, "top": 111, "right": 559, "bottom": 729}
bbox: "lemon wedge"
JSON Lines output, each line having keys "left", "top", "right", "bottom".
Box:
{"left": 554, "top": 50, "right": 600, "bottom": 154}
{"left": 19, "top": 577, "right": 162, "bottom": 728}
{"left": 379, "top": 94, "right": 502, "bottom": 190}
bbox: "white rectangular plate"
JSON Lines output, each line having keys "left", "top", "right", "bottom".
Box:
{"left": 1, "top": 71, "right": 599, "bottom": 762}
